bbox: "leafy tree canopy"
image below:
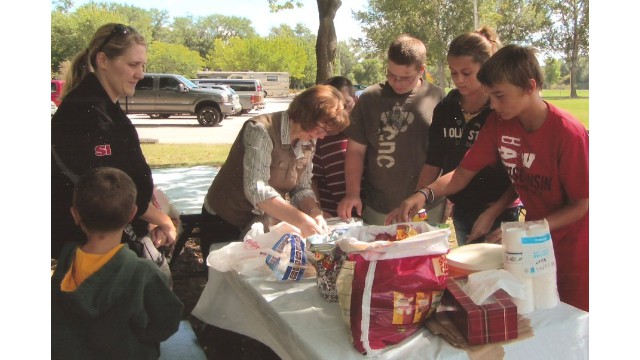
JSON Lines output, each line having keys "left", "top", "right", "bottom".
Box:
{"left": 147, "top": 42, "right": 204, "bottom": 77}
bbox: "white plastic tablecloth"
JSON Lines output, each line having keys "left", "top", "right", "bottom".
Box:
{"left": 151, "top": 166, "right": 218, "bottom": 215}
{"left": 192, "top": 243, "right": 589, "bottom": 360}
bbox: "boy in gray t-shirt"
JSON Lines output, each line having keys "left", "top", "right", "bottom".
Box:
{"left": 338, "top": 34, "right": 445, "bottom": 225}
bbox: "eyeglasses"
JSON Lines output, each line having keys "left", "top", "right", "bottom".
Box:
{"left": 385, "top": 70, "right": 421, "bottom": 85}
{"left": 96, "top": 24, "right": 135, "bottom": 53}
{"left": 312, "top": 123, "right": 331, "bottom": 135}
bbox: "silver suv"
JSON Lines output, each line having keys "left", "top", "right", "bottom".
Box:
{"left": 120, "top": 73, "right": 241, "bottom": 126}
{"left": 192, "top": 78, "right": 265, "bottom": 114}
{"left": 193, "top": 83, "right": 241, "bottom": 118}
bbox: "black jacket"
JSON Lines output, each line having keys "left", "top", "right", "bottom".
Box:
{"left": 51, "top": 73, "right": 153, "bottom": 258}
{"left": 426, "top": 89, "right": 512, "bottom": 212}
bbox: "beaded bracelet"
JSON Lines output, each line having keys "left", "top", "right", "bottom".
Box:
{"left": 415, "top": 187, "right": 435, "bottom": 206}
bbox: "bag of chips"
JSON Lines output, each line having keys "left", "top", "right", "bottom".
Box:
{"left": 336, "top": 222, "right": 451, "bottom": 356}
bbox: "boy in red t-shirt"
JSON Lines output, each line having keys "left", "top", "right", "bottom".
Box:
{"left": 390, "top": 44, "right": 588, "bottom": 312}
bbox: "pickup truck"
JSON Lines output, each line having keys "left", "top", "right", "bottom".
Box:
{"left": 119, "top": 73, "right": 241, "bottom": 126}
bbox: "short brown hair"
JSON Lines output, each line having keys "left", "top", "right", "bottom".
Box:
{"left": 477, "top": 44, "right": 544, "bottom": 89}
{"left": 287, "top": 85, "right": 350, "bottom": 134}
{"left": 387, "top": 34, "right": 426, "bottom": 70}
{"left": 73, "top": 167, "right": 137, "bottom": 232}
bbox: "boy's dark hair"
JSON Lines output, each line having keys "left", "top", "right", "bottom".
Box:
{"left": 477, "top": 44, "right": 544, "bottom": 89}
{"left": 323, "top": 76, "right": 353, "bottom": 91}
{"left": 73, "top": 167, "right": 137, "bottom": 232}
{"left": 387, "top": 34, "right": 426, "bottom": 69}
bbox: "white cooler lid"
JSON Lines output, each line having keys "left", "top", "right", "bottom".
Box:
{"left": 446, "top": 243, "right": 503, "bottom": 271}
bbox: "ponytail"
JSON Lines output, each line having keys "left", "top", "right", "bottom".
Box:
{"left": 61, "top": 48, "right": 92, "bottom": 100}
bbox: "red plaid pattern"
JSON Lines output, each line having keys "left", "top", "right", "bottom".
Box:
{"left": 440, "top": 276, "right": 518, "bottom": 345}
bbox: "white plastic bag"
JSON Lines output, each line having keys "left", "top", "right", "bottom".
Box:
{"left": 206, "top": 222, "right": 316, "bottom": 279}
{"left": 336, "top": 222, "right": 450, "bottom": 260}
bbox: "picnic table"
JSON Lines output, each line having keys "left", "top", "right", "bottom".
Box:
{"left": 192, "top": 242, "right": 589, "bottom": 360}
{"left": 154, "top": 166, "right": 590, "bottom": 359}
{"left": 152, "top": 166, "right": 219, "bottom": 265}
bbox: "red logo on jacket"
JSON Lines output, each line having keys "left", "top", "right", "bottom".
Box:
{"left": 95, "top": 144, "right": 112, "bottom": 156}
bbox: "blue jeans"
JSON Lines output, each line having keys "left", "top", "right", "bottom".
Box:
{"left": 452, "top": 206, "right": 522, "bottom": 246}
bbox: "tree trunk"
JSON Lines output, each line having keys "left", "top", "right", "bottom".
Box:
{"left": 315, "top": 0, "right": 341, "bottom": 84}
{"left": 569, "top": 8, "right": 579, "bottom": 98}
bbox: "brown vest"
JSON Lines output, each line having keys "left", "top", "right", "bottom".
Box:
{"left": 204, "top": 112, "right": 314, "bottom": 229}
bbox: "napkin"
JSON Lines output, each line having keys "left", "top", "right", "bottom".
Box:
{"left": 463, "top": 269, "right": 527, "bottom": 305}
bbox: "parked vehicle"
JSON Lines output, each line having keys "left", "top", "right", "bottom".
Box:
{"left": 196, "top": 71, "right": 290, "bottom": 97}
{"left": 119, "top": 73, "right": 240, "bottom": 126}
{"left": 192, "top": 78, "right": 265, "bottom": 114}
{"left": 191, "top": 83, "right": 242, "bottom": 117}
{"left": 200, "top": 83, "right": 242, "bottom": 117}
{"left": 51, "top": 79, "right": 65, "bottom": 106}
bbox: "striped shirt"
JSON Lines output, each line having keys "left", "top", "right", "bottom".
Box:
{"left": 312, "top": 132, "right": 348, "bottom": 216}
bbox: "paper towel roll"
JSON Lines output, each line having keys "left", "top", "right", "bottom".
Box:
{"left": 527, "top": 223, "right": 548, "bottom": 237}
{"left": 502, "top": 227, "right": 525, "bottom": 264}
{"left": 503, "top": 261, "right": 527, "bottom": 279}
{"left": 503, "top": 262, "right": 535, "bottom": 314}
{"left": 532, "top": 272, "right": 559, "bottom": 309}
{"left": 503, "top": 227, "right": 525, "bottom": 252}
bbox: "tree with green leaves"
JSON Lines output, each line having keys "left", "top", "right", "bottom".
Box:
{"left": 205, "top": 36, "right": 307, "bottom": 79}
{"left": 190, "top": 15, "right": 258, "bottom": 57}
{"left": 354, "top": 0, "right": 552, "bottom": 89}
{"left": 268, "top": 24, "right": 317, "bottom": 85}
{"left": 544, "top": 57, "right": 562, "bottom": 88}
{"left": 147, "top": 9, "right": 172, "bottom": 43}
{"left": 354, "top": 0, "right": 474, "bottom": 87}
{"left": 289, "top": 24, "right": 318, "bottom": 88}
{"left": 51, "top": 2, "right": 155, "bottom": 74}
{"left": 352, "top": 58, "right": 385, "bottom": 86}
{"left": 545, "top": 0, "right": 588, "bottom": 97}
{"left": 268, "top": 0, "right": 342, "bottom": 84}
{"left": 479, "top": 0, "right": 553, "bottom": 46}
{"left": 335, "top": 40, "right": 360, "bottom": 80}
{"left": 146, "top": 42, "right": 204, "bottom": 77}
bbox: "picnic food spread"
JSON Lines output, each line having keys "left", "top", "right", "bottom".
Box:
{"left": 204, "top": 217, "right": 563, "bottom": 357}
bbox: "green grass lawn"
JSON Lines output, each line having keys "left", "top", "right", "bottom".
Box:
{"left": 141, "top": 143, "right": 232, "bottom": 168}
{"left": 142, "top": 89, "right": 588, "bottom": 168}
{"left": 543, "top": 89, "right": 589, "bottom": 129}
{"left": 442, "top": 88, "right": 589, "bottom": 129}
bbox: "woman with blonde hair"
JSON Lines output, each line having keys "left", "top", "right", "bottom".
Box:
{"left": 51, "top": 23, "right": 177, "bottom": 259}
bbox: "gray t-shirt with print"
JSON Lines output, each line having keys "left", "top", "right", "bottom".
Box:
{"left": 344, "top": 80, "right": 444, "bottom": 214}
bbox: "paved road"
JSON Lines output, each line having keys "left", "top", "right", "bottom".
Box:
{"left": 131, "top": 97, "right": 293, "bottom": 144}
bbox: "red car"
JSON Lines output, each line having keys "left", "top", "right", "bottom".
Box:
{"left": 51, "top": 79, "right": 65, "bottom": 106}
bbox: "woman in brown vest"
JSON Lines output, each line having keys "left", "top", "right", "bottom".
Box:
{"left": 200, "top": 85, "right": 350, "bottom": 254}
